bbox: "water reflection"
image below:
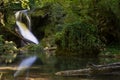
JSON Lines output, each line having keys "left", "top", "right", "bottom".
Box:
{"left": 1, "top": 55, "right": 120, "bottom": 80}
{"left": 55, "top": 56, "right": 100, "bottom": 71}
{"left": 53, "top": 74, "right": 120, "bottom": 80}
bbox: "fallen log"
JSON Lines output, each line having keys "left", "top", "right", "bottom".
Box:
{"left": 55, "top": 62, "right": 120, "bottom": 77}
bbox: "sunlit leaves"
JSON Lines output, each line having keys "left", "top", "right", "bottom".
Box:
{"left": 1, "top": 41, "right": 18, "bottom": 63}
{"left": 20, "top": 0, "right": 30, "bottom": 9}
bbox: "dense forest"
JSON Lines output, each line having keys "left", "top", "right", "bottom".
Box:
{"left": 0, "top": 0, "right": 120, "bottom": 63}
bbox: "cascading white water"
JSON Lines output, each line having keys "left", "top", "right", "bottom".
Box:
{"left": 16, "top": 21, "right": 39, "bottom": 44}
{"left": 15, "top": 10, "right": 39, "bottom": 44}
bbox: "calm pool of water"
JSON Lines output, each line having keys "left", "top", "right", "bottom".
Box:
{"left": 1, "top": 55, "right": 120, "bottom": 80}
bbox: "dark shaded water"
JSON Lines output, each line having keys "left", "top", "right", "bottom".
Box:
{"left": 1, "top": 55, "right": 120, "bottom": 80}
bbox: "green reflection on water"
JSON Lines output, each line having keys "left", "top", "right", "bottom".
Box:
{"left": 1, "top": 55, "right": 120, "bottom": 80}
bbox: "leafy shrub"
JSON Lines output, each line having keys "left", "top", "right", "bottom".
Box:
{"left": 1, "top": 41, "right": 18, "bottom": 63}
{"left": 89, "top": 0, "right": 120, "bottom": 44}
{"left": 55, "top": 21, "right": 103, "bottom": 57}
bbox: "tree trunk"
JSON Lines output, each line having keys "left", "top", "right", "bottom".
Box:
{"left": 55, "top": 62, "right": 120, "bottom": 77}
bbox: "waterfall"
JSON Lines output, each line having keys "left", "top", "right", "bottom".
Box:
{"left": 15, "top": 10, "right": 39, "bottom": 45}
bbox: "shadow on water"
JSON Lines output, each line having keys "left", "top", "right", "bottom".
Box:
{"left": 55, "top": 56, "right": 100, "bottom": 71}
{"left": 1, "top": 53, "right": 120, "bottom": 80}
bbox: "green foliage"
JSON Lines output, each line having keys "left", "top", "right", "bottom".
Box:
{"left": 3, "top": 0, "right": 36, "bottom": 10}
{"left": 21, "top": 0, "right": 30, "bottom": 9}
{"left": 35, "top": 0, "right": 105, "bottom": 57}
{"left": 1, "top": 41, "right": 18, "bottom": 63}
{"left": 1, "top": 0, "right": 120, "bottom": 57}
{"left": 0, "top": 35, "right": 4, "bottom": 55}
{"left": 101, "top": 44, "right": 120, "bottom": 55}
{"left": 0, "top": 35, "right": 4, "bottom": 42}
{"left": 24, "top": 44, "right": 44, "bottom": 54}
{"left": 46, "top": 0, "right": 120, "bottom": 56}
{"left": 55, "top": 21, "right": 102, "bottom": 56}
{"left": 89, "top": 0, "right": 120, "bottom": 44}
